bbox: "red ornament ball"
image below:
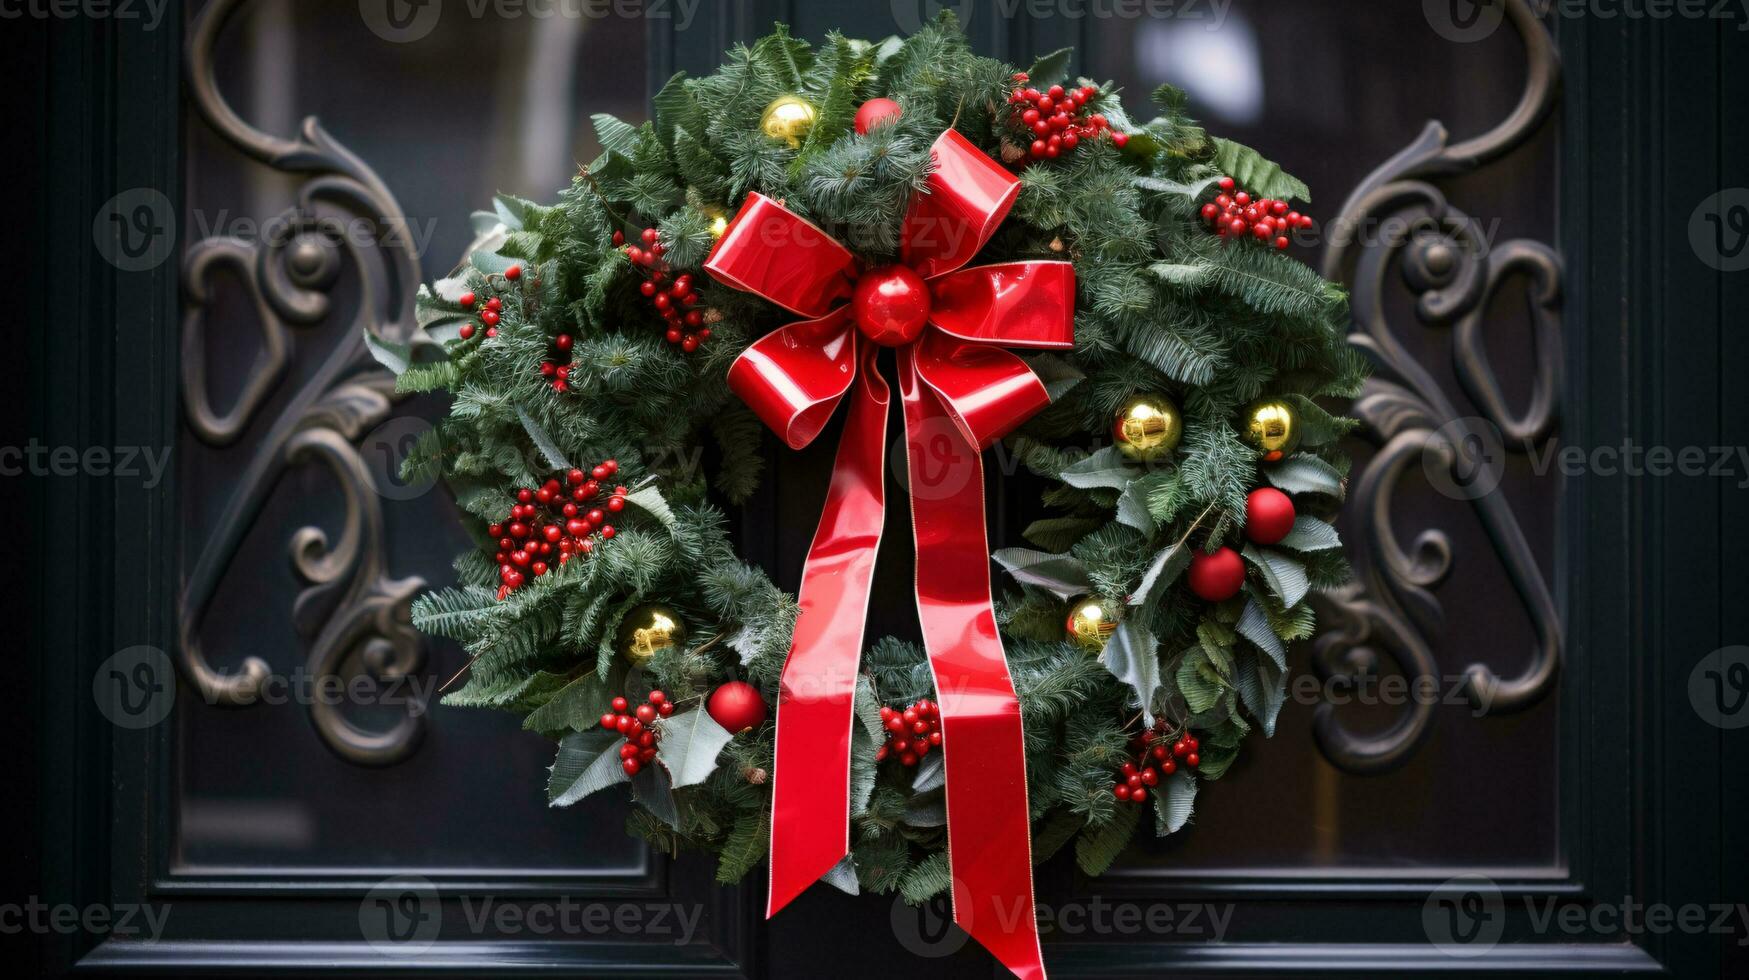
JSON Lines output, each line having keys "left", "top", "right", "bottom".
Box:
{"left": 850, "top": 264, "right": 931, "bottom": 347}
{"left": 706, "top": 681, "right": 768, "bottom": 733}
{"left": 1244, "top": 488, "right": 1296, "bottom": 545}
{"left": 1187, "top": 547, "right": 1245, "bottom": 601}
{"left": 853, "top": 97, "right": 903, "bottom": 134}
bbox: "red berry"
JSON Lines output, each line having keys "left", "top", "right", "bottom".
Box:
{"left": 459, "top": 291, "right": 477, "bottom": 308}
{"left": 658, "top": 701, "right": 674, "bottom": 717}
{"left": 1114, "top": 784, "right": 1132, "bottom": 801}
{"left": 458, "top": 324, "right": 476, "bottom": 340}
{"left": 648, "top": 690, "right": 666, "bottom": 705}
{"left": 1218, "top": 176, "right": 1236, "bottom": 191}
{"left": 611, "top": 230, "right": 624, "bottom": 246}
{"left": 505, "top": 265, "right": 522, "bottom": 281}
{"left": 556, "top": 334, "right": 573, "bottom": 351}
{"left": 1186, "top": 753, "right": 1200, "bottom": 768}
{"left": 1140, "top": 767, "right": 1160, "bottom": 787}
{"left": 1111, "top": 132, "right": 1129, "bottom": 148}
{"left": 622, "top": 758, "right": 641, "bottom": 775}
{"left": 600, "top": 713, "right": 617, "bottom": 730}
{"left": 611, "top": 696, "right": 629, "bottom": 713}
{"left": 636, "top": 704, "right": 656, "bottom": 723}
{"left": 1131, "top": 786, "right": 1147, "bottom": 803}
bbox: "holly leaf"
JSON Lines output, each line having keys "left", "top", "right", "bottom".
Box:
{"left": 516, "top": 408, "right": 572, "bottom": 470}
{"left": 655, "top": 709, "right": 735, "bottom": 788}
{"left": 1262, "top": 455, "right": 1343, "bottom": 497}
{"left": 547, "top": 730, "right": 628, "bottom": 807}
{"left": 1211, "top": 137, "right": 1311, "bottom": 203}
{"left": 1060, "top": 445, "right": 1140, "bottom": 491}
{"left": 631, "top": 765, "right": 680, "bottom": 829}
{"left": 523, "top": 671, "right": 613, "bottom": 736}
{"left": 822, "top": 855, "right": 861, "bottom": 896}
{"left": 1026, "top": 47, "right": 1074, "bottom": 86}
{"left": 1129, "top": 543, "right": 1190, "bottom": 607}
{"left": 624, "top": 485, "right": 678, "bottom": 531}
{"left": 1116, "top": 481, "right": 1155, "bottom": 533}
{"left": 1175, "top": 650, "right": 1224, "bottom": 716}
{"left": 912, "top": 749, "right": 946, "bottom": 793}
{"left": 1153, "top": 770, "right": 1197, "bottom": 836}
{"left": 1242, "top": 545, "right": 1310, "bottom": 609}
{"left": 591, "top": 113, "right": 641, "bottom": 156}
{"left": 1101, "top": 619, "right": 1162, "bottom": 726}
{"left": 1234, "top": 648, "right": 1287, "bottom": 737}
{"left": 1075, "top": 801, "right": 1141, "bottom": 877}
{"left": 904, "top": 789, "right": 947, "bottom": 827}
{"left": 1235, "top": 595, "right": 1287, "bottom": 670}
{"left": 1276, "top": 515, "right": 1342, "bottom": 552}
{"left": 992, "top": 548, "right": 1093, "bottom": 600}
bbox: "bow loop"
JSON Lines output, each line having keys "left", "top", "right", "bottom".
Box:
{"left": 902, "top": 131, "right": 1022, "bottom": 280}
{"left": 726, "top": 309, "right": 859, "bottom": 450}
{"left": 909, "top": 333, "right": 1052, "bottom": 451}
{"left": 706, "top": 193, "right": 857, "bottom": 318}
{"left": 929, "top": 261, "right": 1076, "bottom": 348}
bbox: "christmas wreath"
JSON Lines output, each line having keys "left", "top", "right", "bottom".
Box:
{"left": 378, "top": 16, "right": 1364, "bottom": 977}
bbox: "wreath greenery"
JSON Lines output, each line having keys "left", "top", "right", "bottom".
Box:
{"left": 381, "top": 15, "right": 1365, "bottom": 899}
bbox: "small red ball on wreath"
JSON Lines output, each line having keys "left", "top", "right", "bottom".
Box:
{"left": 1187, "top": 546, "right": 1245, "bottom": 601}
{"left": 1244, "top": 487, "right": 1296, "bottom": 545}
{"left": 707, "top": 680, "right": 768, "bottom": 733}
{"left": 853, "top": 97, "right": 903, "bottom": 134}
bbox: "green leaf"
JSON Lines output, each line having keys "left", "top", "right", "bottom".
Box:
{"left": 1263, "top": 455, "right": 1344, "bottom": 496}
{"left": 516, "top": 408, "right": 572, "bottom": 470}
{"left": 1101, "top": 619, "right": 1162, "bottom": 726}
{"left": 651, "top": 71, "right": 705, "bottom": 147}
{"left": 1153, "top": 770, "right": 1197, "bottom": 836}
{"left": 591, "top": 113, "right": 641, "bottom": 156}
{"left": 1060, "top": 445, "right": 1140, "bottom": 491}
{"left": 1130, "top": 543, "right": 1190, "bottom": 608}
{"left": 1026, "top": 47, "right": 1074, "bottom": 86}
{"left": 992, "top": 548, "right": 1094, "bottom": 599}
{"left": 1023, "top": 516, "right": 1102, "bottom": 552}
{"left": 631, "top": 765, "right": 679, "bottom": 829}
{"left": 624, "top": 485, "right": 677, "bottom": 531}
{"left": 547, "top": 730, "right": 628, "bottom": 806}
{"left": 1175, "top": 650, "right": 1224, "bottom": 715}
{"left": 1031, "top": 810, "right": 1084, "bottom": 863}
{"left": 523, "top": 671, "right": 613, "bottom": 736}
{"left": 1276, "top": 515, "right": 1342, "bottom": 552}
{"left": 1281, "top": 394, "right": 1356, "bottom": 448}
{"left": 1211, "top": 137, "right": 1311, "bottom": 202}
{"left": 655, "top": 709, "right": 735, "bottom": 788}
{"left": 1234, "top": 648, "right": 1287, "bottom": 737}
{"left": 1116, "top": 481, "right": 1155, "bottom": 533}
{"left": 1235, "top": 596, "right": 1287, "bottom": 669}
{"left": 821, "top": 855, "right": 860, "bottom": 896}
{"left": 912, "top": 750, "right": 946, "bottom": 793}
{"left": 1075, "top": 801, "right": 1140, "bottom": 877}
{"left": 1242, "top": 545, "right": 1310, "bottom": 609}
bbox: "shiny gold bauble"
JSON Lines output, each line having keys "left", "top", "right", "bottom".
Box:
{"left": 617, "top": 604, "right": 686, "bottom": 666}
{"left": 701, "top": 203, "right": 730, "bottom": 240}
{"left": 1241, "top": 398, "right": 1300, "bottom": 463}
{"left": 1113, "top": 395, "right": 1183, "bottom": 462}
{"left": 1065, "top": 598, "right": 1118, "bottom": 651}
{"left": 759, "top": 95, "right": 818, "bottom": 149}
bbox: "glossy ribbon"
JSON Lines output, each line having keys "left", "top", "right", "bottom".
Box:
{"left": 705, "top": 130, "right": 1071, "bottom": 980}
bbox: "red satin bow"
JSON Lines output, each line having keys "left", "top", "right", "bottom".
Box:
{"left": 705, "top": 129, "right": 1072, "bottom": 980}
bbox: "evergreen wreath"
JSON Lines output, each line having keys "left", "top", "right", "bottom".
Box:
{"left": 377, "top": 16, "right": 1366, "bottom": 899}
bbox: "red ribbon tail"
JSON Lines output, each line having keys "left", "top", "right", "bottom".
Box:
{"left": 766, "top": 343, "right": 889, "bottom": 918}
{"left": 899, "top": 351, "right": 1046, "bottom": 980}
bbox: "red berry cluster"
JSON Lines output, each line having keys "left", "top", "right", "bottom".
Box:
{"left": 1112, "top": 722, "right": 1200, "bottom": 804}
{"left": 455, "top": 265, "right": 525, "bottom": 340}
{"left": 538, "top": 333, "right": 576, "bottom": 393}
{"left": 1200, "top": 177, "right": 1312, "bottom": 250}
{"left": 875, "top": 698, "right": 942, "bottom": 767}
{"left": 1005, "top": 73, "right": 1126, "bottom": 160}
{"left": 490, "top": 459, "right": 627, "bottom": 598}
{"left": 613, "top": 228, "right": 711, "bottom": 352}
{"left": 599, "top": 690, "right": 676, "bottom": 776}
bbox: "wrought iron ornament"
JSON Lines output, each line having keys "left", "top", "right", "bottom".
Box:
{"left": 1314, "top": 0, "right": 1564, "bottom": 772}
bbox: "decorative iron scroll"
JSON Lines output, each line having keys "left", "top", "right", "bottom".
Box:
{"left": 1313, "top": 0, "right": 1564, "bottom": 773}
{"left": 177, "top": 0, "right": 428, "bottom": 765}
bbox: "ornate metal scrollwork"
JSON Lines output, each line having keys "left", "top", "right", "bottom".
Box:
{"left": 177, "top": 0, "right": 428, "bottom": 765}
{"left": 1313, "top": 0, "right": 1564, "bottom": 773}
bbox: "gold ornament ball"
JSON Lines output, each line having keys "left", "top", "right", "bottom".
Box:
{"left": 1113, "top": 395, "right": 1183, "bottom": 462}
{"left": 701, "top": 203, "right": 730, "bottom": 240}
{"left": 617, "top": 604, "right": 686, "bottom": 666}
{"left": 1065, "top": 598, "right": 1118, "bottom": 651}
{"left": 1242, "top": 398, "right": 1300, "bottom": 462}
{"left": 759, "top": 95, "right": 818, "bottom": 149}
